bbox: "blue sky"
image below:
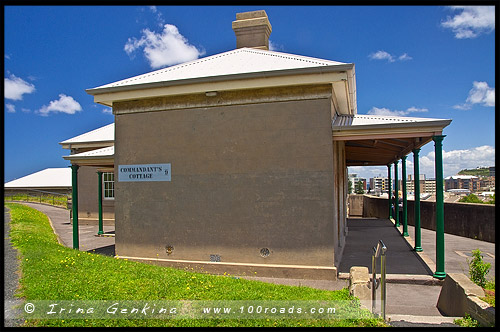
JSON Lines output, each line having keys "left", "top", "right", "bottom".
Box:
{"left": 4, "top": 5, "right": 496, "bottom": 183}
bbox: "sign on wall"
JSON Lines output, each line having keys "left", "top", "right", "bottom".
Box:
{"left": 118, "top": 163, "right": 171, "bottom": 182}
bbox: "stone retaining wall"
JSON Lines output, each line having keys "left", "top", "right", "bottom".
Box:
{"left": 354, "top": 195, "right": 495, "bottom": 243}
{"left": 437, "top": 273, "right": 495, "bottom": 327}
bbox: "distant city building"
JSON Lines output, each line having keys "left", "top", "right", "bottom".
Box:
{"left": 489, "top": 166, "right": 495, "bottom": 177}
{"left": 479, "top": 176, "right": 495, "bottom": 191}
{"left": 369, "top": 176, "right": 392, "bottom": 194}
{"left": 406, "top": 174, "right": 425, "bottom": 194}
{"left": 402, "top": 174, "right": 437, "bottom": 195}
{"left": 349, "top": 173, "right": 367, "bottom": 193}
{"left": 423, "top": 178, "right": 436, "bottom": 194}
{"left": 445, "top": 175, "right": 480, "bottom": 192}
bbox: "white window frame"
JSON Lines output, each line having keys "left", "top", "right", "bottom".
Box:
{"left": 103, "top": 172, "right": 115, "bottom": 200}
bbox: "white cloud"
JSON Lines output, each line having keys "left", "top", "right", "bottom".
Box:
{"left": 102, "top": 107, "right": 113, "bottom": 115}
{"left": 148, "top": 6, "right": 165, "bottom": 27}
{"left": 37, "top": 94, "right": 82, "bottom": 116}
{"left": 367, "top": 106, "right": 428, "bottom": 117}
{"left": 5, "top": 103, "right": 16, "bottom": 113}
{"left": 453, "top": 81, "right": 495, "bottom": 109}
{"left": 441, "top": 6, "right": 495, "bottom": 39}
{"left": 398, "top": 53, "right": 413, "bottom": 61}
{"left": 349, "top": 146, "right": 495, "bottom": 180}
{"left": 269, "top": 40, "right": 284, "bottom": 52}
{"left": 125, "top": 24, "right": 205, "bottom": 69}
{"left": 369, "top": 50, "right": 413, "bottom": 63}
{"left": 422, "top": 145, "right": 495, "bottom": 178}
{"left": 4, "top": 74, "right": 36, "bottom": 101}
{"left": 369, "top": 50, "right": 395, "bottom": 62}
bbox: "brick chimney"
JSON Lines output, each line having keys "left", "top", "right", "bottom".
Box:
{"left": 232, "top": 10, "right": 272, "bottom": 50}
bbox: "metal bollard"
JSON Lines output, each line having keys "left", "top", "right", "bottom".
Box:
{"left": 371, "top": 240, "right": 387, "bottom": 320}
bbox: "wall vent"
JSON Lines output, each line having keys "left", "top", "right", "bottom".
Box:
{"left": 210, "top": 254, "right": 221, "bottom": 262}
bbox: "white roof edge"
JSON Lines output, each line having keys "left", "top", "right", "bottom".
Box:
{"left": 445, "top": 175, "right": 479, "bottom": 179}
{"left": 86, "top": 63, "right": 355, "bottom": 96}
{"left": 63, "top": 146, "right": 115, "bottom": 160}
{"left": 332, "top": 114, "right": 452, "bottom": 131}
{"left": 59, "top": 123, "right": 114, "bottom": 145}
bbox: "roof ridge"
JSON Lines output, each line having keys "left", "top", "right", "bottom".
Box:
{"left": 110, "top": 49, "right": 243, "bottom": 87}
{"left": 239, "top": 47, "right": 341, "bottom": 66}
{"left": 93, "top": 48, "right": 348, "bottom": 89}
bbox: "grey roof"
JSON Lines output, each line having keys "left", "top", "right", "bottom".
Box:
{"left": 87, "top": 47, "right": 353, "bottom": 93}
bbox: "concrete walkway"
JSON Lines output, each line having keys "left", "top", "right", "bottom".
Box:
{"left": 20, "top": 202, "right": 115, "bottom": 255}
{"left": 6, "top": 203, "right": 494, "bottom": 326}
{"left": 4, "top": 207, "right": 23, "bottom": 327}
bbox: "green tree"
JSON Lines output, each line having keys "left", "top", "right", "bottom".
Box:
{"left": 468, "top": 249, "right": 491, "bottom": 288}
{"left": 458, "top": 193, "right": 484, "bottom": 204}
{"left": 348, "top": 179, "right": 353, "bottom": 194}
{"left": 355, "top": 181, "right": 365, "bottom": 194}
{"left": 486, "top": 194, "right": 495, "bottom": 204}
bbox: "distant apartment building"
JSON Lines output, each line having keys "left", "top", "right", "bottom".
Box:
{"left": 423, "top": 178, "right": 437, "bottom": 194}
{"left": 445, "top": 175, "right": 480, "bottom": 192}
{"left": 480, "top": 176, "right": 495, "bottom": 191}
{"left": 406, "top": 174, "right": 425, "bottom": 194}
{"left": 349, "top": 173, "right": 367, "bottom": 193}
{"left": 369, "top": 176, "right": 391, "bottom": 194}
{"left": 365, "top": 174, "right": 436, "bottom": 196}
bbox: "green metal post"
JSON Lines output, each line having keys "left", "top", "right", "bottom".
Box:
{"left": 433, "top": 135, "right": 446, "bottom": 279}
{"left": 387, "top": 165, "right": 392, "bottom": 220}
{"left": 97, "top": 171, "right": 104, "bottom": 235}
{"left": 71, "top": 164, "right": 79, "bottom": 249}
{"left": 413, "top": 148, "right": 423, "bottom": 252}
{"left": 394, "top": 160, "right": 400, "bottom": 227}
{"left": 402, "top": 155, "right": 409, "bottom": 237}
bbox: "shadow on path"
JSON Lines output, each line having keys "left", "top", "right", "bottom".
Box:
{"left": 87, "top": 244, "right": 115, "bottom": 257}
{"left": 339, "top": 218, "right": 433, "bottom": 275}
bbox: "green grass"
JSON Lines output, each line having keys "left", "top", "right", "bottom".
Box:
{"left": 453, "top": 314, "right": 481, "bottom": 327}
{"left": 6, "top": 202, "right": 385, "bottom": 327}
{"left": 481, "top": 280, "right": 495, "bottom": 307}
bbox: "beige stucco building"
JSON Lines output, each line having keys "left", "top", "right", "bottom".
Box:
{"left": 64, "top": 10, "right": 451, "bottom": 280}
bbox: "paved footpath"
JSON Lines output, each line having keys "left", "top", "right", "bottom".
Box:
{"left": 20, "top": 202, "right": 115, "bottom": 255}
{"left": 4, "top": 207, "right": 24, "bottom": 327}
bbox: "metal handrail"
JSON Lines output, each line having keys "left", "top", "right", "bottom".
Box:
{"left": 371, "top": 240, "right": 387, "bottom": 320}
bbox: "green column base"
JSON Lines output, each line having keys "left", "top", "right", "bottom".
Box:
{"left": 433, "top": 271, "right": 447, "bottom": 279}
{"left": 97, "top": 231, "right": 104, "bottom": 235}
{"left": 415, "top": 247, "right": 423, "bottom": 252}
{"left": 403, "top": 232, "right": 409, "bottom": 237}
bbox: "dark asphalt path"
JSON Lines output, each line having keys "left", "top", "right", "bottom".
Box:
{"left": 4, "top": 206, "right": 23, "bottom": 327}
{"left": 338, "top": 218, "right": 432, "bottom": 275}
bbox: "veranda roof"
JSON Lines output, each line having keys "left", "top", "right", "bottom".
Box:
{"left": 59, "top": 123, "right": 114, "bottom": 149}
{"left": 333, "top": 114, "right": 452, "bottom": 166}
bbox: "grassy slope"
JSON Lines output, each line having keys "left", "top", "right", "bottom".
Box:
{"left": 5, "top": 202, "right": 385, "bottom": 327}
